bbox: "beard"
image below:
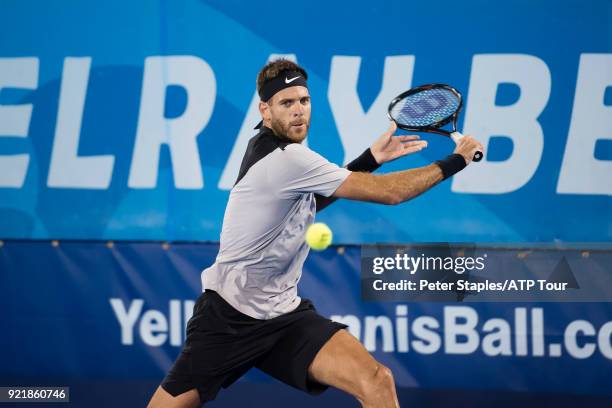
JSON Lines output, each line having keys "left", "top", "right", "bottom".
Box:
{"left": 270, "top": 117, "right": 310, "bottom": 143}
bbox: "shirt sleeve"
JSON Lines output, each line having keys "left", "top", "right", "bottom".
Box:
{"left": 269, "top": 143, "right": 351, "bottom": 198}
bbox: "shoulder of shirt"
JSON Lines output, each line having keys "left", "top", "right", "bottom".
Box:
{"left": 268, "top": 143, "right": 328, "bottom": 175}
{"left": 275, "top": 143, "right": 329, "bottom": 165}
{"left": 280, "top": 142, "right": 319, "bottom": 156}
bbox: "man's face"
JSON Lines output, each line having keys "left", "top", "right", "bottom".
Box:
{"left": 261, "top": 86, "right": 311, "bottom": 143}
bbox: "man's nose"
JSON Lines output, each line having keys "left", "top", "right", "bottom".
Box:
{"left": 293, "top": 103, "right": 304, "bottom": 116}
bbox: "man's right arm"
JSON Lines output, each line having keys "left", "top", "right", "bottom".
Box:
{"left": 333, "top": 164, "right": 444, "bottom": 205}
{"left": 333, "top": 135, "right": 483, "bottom": 205}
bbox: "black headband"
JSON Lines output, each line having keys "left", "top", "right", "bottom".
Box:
{"left": 259, "top": 70, "right": 308, "bottom": 102}
{"left": 255, "top": 71, "right": 308, "bottom": 129}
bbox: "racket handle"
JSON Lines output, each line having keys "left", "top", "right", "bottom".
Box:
{"left": 450, "top": 131, "right": 483, "bottom": 162}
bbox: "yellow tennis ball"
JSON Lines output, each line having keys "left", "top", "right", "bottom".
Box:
{"left": 305, "top": 222, "right": 333, "bottom": 251}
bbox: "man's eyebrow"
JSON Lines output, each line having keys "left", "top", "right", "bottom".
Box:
{"left": 277, "top": 95, "right": 310, "bottom": 104}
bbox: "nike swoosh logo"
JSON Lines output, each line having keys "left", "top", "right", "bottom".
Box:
{"left": 285, "top": 76, "right": 300, "bottom": 84}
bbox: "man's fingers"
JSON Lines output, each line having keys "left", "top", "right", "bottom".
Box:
{"left": 400, "top": 146, "right": 426, "bottom": 156}
{"left": 468, "top": 140, "right": 484, "bottom": 153}
{"left": 456, "top": 135, "right": 485, "bottom": 161}
{"left": 398, "top": 142, "right": 427, "bottom": 156}
{"left": 398, "top": 135, "right": 420, "bottom": 141}
{"left": 462, "top": 135, "right": 484, "bottom": 150}
{"left": 459, "top": 136, "right": 481, "bottom": 149}
{"left": 402, "top": 140, "right": 427, "bottom": 149}
{"left": 386, "top": 120, "right": 397, "bottom": 136}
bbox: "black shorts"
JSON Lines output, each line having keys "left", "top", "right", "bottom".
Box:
{"left": 161, "top": 290, "right": 348, "bottom": 403}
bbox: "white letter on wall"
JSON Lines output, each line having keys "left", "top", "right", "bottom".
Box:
{"left": 329, "top": 56, "right": 414, "bottom": 164}
{"left": 452, "top": 54, "right": 551, "bottom": 194}
{"left": 129, "top": 56, "right": 215, "bottom": 189}
{"left": 557, "top": 54, "right": 612, "bottom": 195}
{"left": 0, "top": 58, "right": 38, "bottom": 187}
{"left": 48, "top": 57, "right": 115, "bottom": 188}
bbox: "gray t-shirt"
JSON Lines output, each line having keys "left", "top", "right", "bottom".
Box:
{"left": 201, "top": 128, "right": 351, "bottom": 319}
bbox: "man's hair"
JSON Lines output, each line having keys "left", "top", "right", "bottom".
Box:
{"left": 256, "top": 59, "right": 308, "bottom": 100}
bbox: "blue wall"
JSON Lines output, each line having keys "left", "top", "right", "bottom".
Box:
{"left": 1, "top": 241, "right": 611, "bottom": 406}
{"left": 0, "top": 0, "right": 610, "bottom": 243}
{"left": 1, "top": 1, "right": 611, "bottom": 406}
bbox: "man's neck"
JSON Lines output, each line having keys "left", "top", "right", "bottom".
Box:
{"left": 262, "top": 125, "right": 295, "bottom": 144}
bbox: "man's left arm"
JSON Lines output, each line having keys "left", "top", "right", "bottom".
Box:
{"left": 315, "top": 122, "right": 427, "bottom": 212}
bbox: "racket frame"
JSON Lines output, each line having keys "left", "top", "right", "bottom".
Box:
{"left": 387, "top": 83, "right": 463, "bottom": 136}
{"left": 387, "top": 83, "right": 483, "bottom": 162}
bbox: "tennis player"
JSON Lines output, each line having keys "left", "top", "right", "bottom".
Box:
{"left": 147, "top": 59, "right": 483, "bottom": 408}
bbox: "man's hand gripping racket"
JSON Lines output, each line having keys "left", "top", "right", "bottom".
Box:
{"left": 387, "top": 84, "right": 484, "bottom": 163}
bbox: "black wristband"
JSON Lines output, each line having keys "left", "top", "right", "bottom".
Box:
{"left": 435, "top": 154, "right": 467, "bottom": 180}
{"left": 346, "top": 148, "right": 381, "bottom": 172}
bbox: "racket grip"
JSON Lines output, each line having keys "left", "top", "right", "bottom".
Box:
{"left": 450, "top": 132, "right": 483, "bottom": 162}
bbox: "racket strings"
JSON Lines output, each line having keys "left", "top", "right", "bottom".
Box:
{"left": 390, "top": 88, "right": 460, "bottom": 127}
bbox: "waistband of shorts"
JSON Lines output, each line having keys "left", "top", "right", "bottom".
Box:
{"left": 202, "top": 289, "right": 261, "bottom": 322}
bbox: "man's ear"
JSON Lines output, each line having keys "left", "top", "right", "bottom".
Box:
{"left": 259, "top": 101, "right": 270, "bottom": 122}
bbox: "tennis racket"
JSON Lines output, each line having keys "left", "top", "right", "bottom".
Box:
{"left": 387, "top": 83, "right": 483, "bottom": 162}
